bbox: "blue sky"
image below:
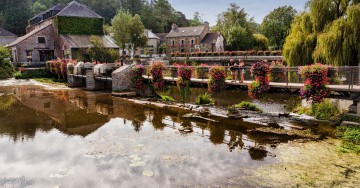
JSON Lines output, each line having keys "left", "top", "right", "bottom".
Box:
{"left": 168, "top": 0, "right": 308, "bottom": 26}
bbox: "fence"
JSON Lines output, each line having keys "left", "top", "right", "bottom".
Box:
{"left": 142, "top": 66, "right": 360, "bottom": 90}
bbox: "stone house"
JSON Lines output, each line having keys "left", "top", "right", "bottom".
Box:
{"left": 165, "top": 23, "right": 224, "bottom": 56}
{"left": 142, "top": 29, "right": 160, "bottom": 54}
{"left": 0, "top": 27, "right": 17, "bottom": 46}
{"left": 7, "top": 1, "right": 119, "bottom": 63}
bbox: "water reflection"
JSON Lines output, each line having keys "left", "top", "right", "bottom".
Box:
{"left": 0, "top": 85, "right": 312, "bottom": 186}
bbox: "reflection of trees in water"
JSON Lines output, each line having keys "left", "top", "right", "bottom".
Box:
{"left": 248, "top": 147, "right": 268, "bottom": 161}
{"left": 0, "top": 95, "right": 15, "bottom": 110}
{"left": 228, "top": 131, "right": 244, "bottom": 152}
{"left": 208, "top": 124, "right": 225, "bottom": 145}
{"left": 0, "top": 101, "right": 53, "bottom": 142}
{"left": 151, "top": 109, "right": 166, "bottom": 130}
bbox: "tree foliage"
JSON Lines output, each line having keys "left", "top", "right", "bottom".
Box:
{"left": 284, "top": 0, "right": 360, "bottom": 66}
{"left": 110, "top": 10, "right": 132, "bottom": 53}
{"left": 213, "top": 3, "right": 257, "bottom": 51}
{"left": 129, "top": 14, "right": 147, "bottom": 50}
{"left": 190, "top": 12, "right": 204, "bottom": 26}
{"left": 253, "top": 34, "right": 269, "bottom": 51}
{"left": 260, "top": 6, "right": 297, "bottom": 49}
{"left": 88, "top": 36, "right": 119, "bottom": 63}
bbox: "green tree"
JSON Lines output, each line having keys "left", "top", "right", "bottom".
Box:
{"left": 283, "top": 0, "right": 360, "bottom": 66}
{"left": 213, "top": 3, "right": 255, "bottom": 50}
{"left": 119, "top": 0, "right": 142, "bottom": 15}
{"left": 253, "top": 34, "right": 269, "bottom": 51}
{"left": 88, "top": 35, "right": 119, "bottom": 63}
{"left": 129, "top": 14, "right": 147, "bottom": 50}
{"left": 0, "top": 0, "right": 33, "bottom": 35}
{"left": 190, "top": 12, "right": 204, "bottom": 26}
{"left": 153, "top": 0, "right": 174, "bottom": 32}
{"left": 110, "top": 10, "right": 132, "bottom": 54}
{"left": 260, "top": 6, "right": 297, "bottom": 49}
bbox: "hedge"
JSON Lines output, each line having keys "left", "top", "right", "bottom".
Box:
{"left": 55, "top": 16, "right": 104, "bottom": 35}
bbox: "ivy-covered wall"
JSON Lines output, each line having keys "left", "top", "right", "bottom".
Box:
{"left": 55, "top": 16, "right": 104, "bottom": 35}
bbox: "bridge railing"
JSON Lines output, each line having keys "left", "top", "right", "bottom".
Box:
{"left": 142, "top": 65, "right": 360, "bottom": 89}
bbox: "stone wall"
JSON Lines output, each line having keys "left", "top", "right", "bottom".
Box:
{"left": 112, "top": 65, "right": 134, "bottom": 92}
{"left": 166, "top": 36, "right": 200, "bottom": 56}
{"left": 12, "top": 25, "right": 55, "bottom": 62}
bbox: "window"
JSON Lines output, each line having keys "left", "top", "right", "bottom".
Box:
{"left": 38, "top": 37, "right": 45, "bottom": 44}
{"left": 180, "top": 48, "right": 185, "bottom": 52}
{"left": 172, "top": 40, "right": 175, "bottom": 47}
{"left": 191, "top": 39, "right": 194, "bottom": 46}
{"left": 181, "top": 40, "right": 184, "bottom": 45}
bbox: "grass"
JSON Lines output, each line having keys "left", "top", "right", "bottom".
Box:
{"left": 337, "top": 125, "right": 360, "bottom": 154}
{"left": 159, "top": 94, "right": 175, "bottom": 102}
{"left": 233, "top": 101, "right": 263, "bottom": 112}
{"left": 293, "top": 99, "right": 340, "bottom": 120}
{"left": 34, "top": 78, "right": 67, "bottom": 86}
{"left": 195, "top": 93, "right": 215, "bottom": 105}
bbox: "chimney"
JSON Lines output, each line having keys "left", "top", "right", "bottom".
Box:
{"left": 171, "top": 23, "right": 178, "bottom": 31}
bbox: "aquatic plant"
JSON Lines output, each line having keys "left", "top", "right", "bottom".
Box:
{"left": 338, "top": 125, "right": 360, "bottom": 154}
{"left": 208, "top": 66, "right": 226, "bottom": 94}
{"left": 159, "top": 94, "right": 174, "bottom": 102}
{"left": 149, "top": 62, "right": 165, "bottom": 90}
{"left": 195, "top": 93, "right": 215, "bottom": 105}
{"left": 177, "top": 65, "right": 192, "bottom": 101}
{"left": 195, "top": 64, "right": 209, "bottom": 79}
{"left": 299, "top": 63, "right": 329, "bottom": 103}
{"left": 293, "top": 99, "right": 339, "bottom": 120}
{"left": 132, "top": 64, "right": 145, "bottom": 90}
{"left": 248, "top": 62, "right": 270, "bottom": 99}
{"left": 233, "top": 101, "right": 263, "bottom": 112}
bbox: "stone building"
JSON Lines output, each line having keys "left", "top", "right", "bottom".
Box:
{"left": 0, "top": 27, "right": 17, "bottom": 46}
{"left": 142, "top": 29, "right": 160, "bottom": 54}
{"left": 165, "top": 23, "right": 224, "bottom": 56}
{"left": 7, "top": 1, "right": 119, "bottom": 63}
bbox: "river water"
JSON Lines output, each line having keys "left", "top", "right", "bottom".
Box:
{"left": 0, "top": 80, "right": 340, "bottom": 187}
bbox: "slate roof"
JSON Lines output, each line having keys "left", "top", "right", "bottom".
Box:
{"left": 144, "top": 29, "right": 160, "bottom": 40}
{"left": 60, "top": 34, "right": 118, "bottom": 48}
{"left": 155, "top": 33, "right": 167, "bottom": 44}
{"left": 0, "top": 27, "right": 16, "bottom": 37}
{"left": 57, "top": 1, "right": 102, "bottom": 18}
{"left": 201, "top": 33, "right": 221, "bottom": 44}
{"left": 166, "top": 25, "right": 206, "bottom": 38}
{"left": 7, "top": 22, "right": 53, "bottom": 47}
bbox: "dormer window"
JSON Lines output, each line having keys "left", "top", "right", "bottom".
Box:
{"left": 38, "top": 37, "right": 46, "bottom": 44}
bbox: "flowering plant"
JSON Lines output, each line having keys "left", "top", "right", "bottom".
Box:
{"left": 195, "top": 64, "right": 209, "bottom": 79}
{"left": 208, "top": 66, "right": 226, "bottom": 93}
{"left": 149, "top": 62, "right": 165, "bottom": 90}
{"left": 299, "top": 63, "right": 329, "bottom": 103}
{"left": 177, "top": 65, "right": 192, "bottom": 100}
{"left": 132, "top": 64, "right": 145, "bottom": 90}
{"left": 248, "top": 62, "right": 270, "bottom": 99}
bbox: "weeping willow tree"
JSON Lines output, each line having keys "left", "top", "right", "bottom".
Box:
{"left": 284, "top": 0, "right": 360, "bottom": 66}
{"left": 315, "top": 4, "right": 360, "bottom": 66}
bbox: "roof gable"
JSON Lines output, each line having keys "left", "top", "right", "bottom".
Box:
{"left": 201, "top": 33, "right": 221, "bottom": 44}
{"left": 0, "top": 27, "right": 16, "bottom": 37}
{"left": 57, "top": 1, "right": 102, "bottom": 19}
{"left": 7, "top": 22, "right": 52, "bottom": 47}
{"left": 166, "top": 25, "right": 206, "bottom": 38}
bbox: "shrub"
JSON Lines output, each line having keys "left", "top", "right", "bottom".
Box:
{"left": 132, "top": 64, "right": 145, "bottom": 90}
{"left": 213, "top": 52, "right": 219, "bottom": 56}
{"left": 229, "top": 51, "right": 237, "bottom": 56}
{"left": 177, "top": 65, "right": 192, "bottom": 100}
{"left": 234, "top": 101, "right": 263, "bottom": 112}
{"left": 195, "top": 93, "right": 215, "bottom": 105}
{"left": 149, "top": 62, "right": 165, "bottom": 90}
{"left": 311, "top": 99, "right": 339, "bottom": 120}
{"left": 248, "top": 62, "right": 270, "bottom": 99}
{"left": 248, "top": 50, "right": 256, "bottom": 55}
{"left": 0, "top": 46, "right": 14, "bottom": 79}
{"left": 208, "top": 66, "right": 226, "bottom": 94}
{"left": 337, "top": 125, "right": 360, "bottom": 154}
{"left": 195, "top": 64, "right": 209, "bottom": 79}
{"left": 299, "top": 63, "right": 329, "bottom": 103}
{"left": 160, "top": 94, "right": 175, "bottom": 102}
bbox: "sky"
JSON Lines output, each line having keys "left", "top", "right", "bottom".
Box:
{"left": 168, "top": 0, "right": 309, "bottom": 26}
